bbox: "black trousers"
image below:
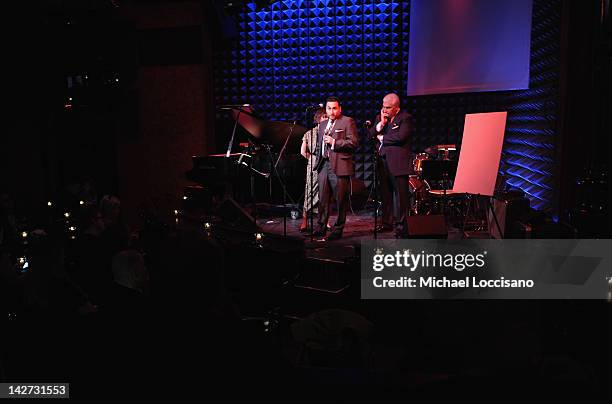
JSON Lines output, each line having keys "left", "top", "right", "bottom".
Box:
{"left": 380, "top": 157, "right": 411, "bottom": 236}
{"left": 378, "top": 156, "right": 396, "bottom": 227}
{"left": 317, "top": 160, "right": 350, "bottom": 235}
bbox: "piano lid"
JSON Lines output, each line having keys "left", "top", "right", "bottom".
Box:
{"left": 229, "top": 106, "right": 309, "bottom": 153}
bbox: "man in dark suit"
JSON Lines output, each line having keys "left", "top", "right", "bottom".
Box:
{"left": 370, "top": 93, "right": 413, "bottom": 238}
{"left": 314, "top": 96, "right": 359, "bottom": 240}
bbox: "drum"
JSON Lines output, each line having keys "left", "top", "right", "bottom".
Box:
{"left": 413, "top": 152, "right": 430, "bottom": 174}
{"left": 409, "top": 175, "right": 430, "bottom": 215}
{"left": 409, "top": 175, "right": 429, "bottom": 195}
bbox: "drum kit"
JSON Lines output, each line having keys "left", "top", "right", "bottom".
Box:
{"left": 408, "top": 144, "right": 459, "bottom": 215}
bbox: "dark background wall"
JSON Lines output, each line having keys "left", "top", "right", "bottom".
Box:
{"left": 116, "top": 1, "right": 214, "bottom": 223}
{"left": 3, "top": 1, "right": 214, "bottom": 225}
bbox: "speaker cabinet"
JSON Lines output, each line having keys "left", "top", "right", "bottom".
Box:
{"left": 487, "top": 195, "right": 530, "bottom": 239}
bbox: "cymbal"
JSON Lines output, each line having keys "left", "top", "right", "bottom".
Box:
{"left": 435, "top": 144, "right": 456, "bottom": 150}
{"left": 424, "top": 146, "right": 438, "bottom": 156}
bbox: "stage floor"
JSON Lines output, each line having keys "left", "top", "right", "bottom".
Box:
{"left": 256, "top": 209, "right": 481, "bottom": 260}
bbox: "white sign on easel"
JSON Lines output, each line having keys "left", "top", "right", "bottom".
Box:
{"left": 452, "top": 111, "right": 507, "bottom": 197}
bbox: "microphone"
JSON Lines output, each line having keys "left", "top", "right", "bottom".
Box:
{"left": 364, "top": 120, "right": 372, "bottom": 128}
{"left": 305, "top": 103, "right": 324, "bottom": 110}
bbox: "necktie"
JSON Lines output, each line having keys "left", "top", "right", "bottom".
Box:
{"left": 323, "top": 120, "right": 334, "bottom": 158}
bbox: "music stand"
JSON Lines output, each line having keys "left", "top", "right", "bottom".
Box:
{"left": 421, "top": 160, "right": 458, "bottom": 183}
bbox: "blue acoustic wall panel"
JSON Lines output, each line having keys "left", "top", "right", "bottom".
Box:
{"left": 214, "top": 0, "right": 410, "bottom": 190}
{"left": 501, "top": 0, "right": 560, "bottom": 211}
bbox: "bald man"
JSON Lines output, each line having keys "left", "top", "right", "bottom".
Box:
{"left": 370, "top": 93, "right": 413, "bottom": 238}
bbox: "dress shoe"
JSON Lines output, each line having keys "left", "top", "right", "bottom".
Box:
{"left": 373, "top": 224, "right": 393, "bottom": 233}
{"left": 327, "top": 232, "right": 342, "bottom": 241}
{"left": 299, "top": 218, "right": 308, "bottom": 232}
{"left": 313, "top": 228, "right": 327, "bottom": 237}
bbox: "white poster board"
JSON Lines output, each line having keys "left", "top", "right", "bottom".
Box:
{"left": 452, "top": 111, "right": 507, "bottom": 196}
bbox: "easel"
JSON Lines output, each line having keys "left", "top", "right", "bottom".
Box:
{"left": 461, "top": 194, "right": 503, "bottom": 238}
{"left": 446, "top": 111, "right": 508, "bottom": 239}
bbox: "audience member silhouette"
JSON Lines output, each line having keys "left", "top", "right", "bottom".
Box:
{"left": 69, "top": 205, "right": 113, "bottom": 306}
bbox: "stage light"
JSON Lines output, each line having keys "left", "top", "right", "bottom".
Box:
{"left": 69, "top": 226, "right": 76, "bottom": 232}
{"left": 174, "top": 209, "right": 179, "bottom": 216}
{"left": 203, "top": 222, "right": 212, "bottom": 230}
{"left": 79, "top": 200, "right": 84, "bottom": 205}
{"left": 254, "top": 232, "right": 264, "bottom": 242}
{"left": 47, "top": 201, "right": 53, "bottom": 207}
{"left": 21, "top": 231, "right": 28, "bottom": 239}
{"left": 183, "top": 196, "right": 188, "bottom": 200}
{"left": 64, "top": 212, "right": 71, "bottom": 218}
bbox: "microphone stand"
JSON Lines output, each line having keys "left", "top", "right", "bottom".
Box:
{"left": 237, "top": 150, "right": 270, "bottom": 225}
{"left": 308, "top": 124, "right": 318, "bottom": 242}
{"left": 275, "top": 120, "right": 294, "bottom": 171}
{"left": 367, "top": 122, "right": 379, "bottom": 239}
{"left": 226, "top": 108, "right": 242, "bottom": 158}
{"left": 220, "top": 106, "right": 244, "bottom": 201}
{"left": 262, "top": 144, "right": 273, "bottom": 201}
{"left": 274, "top": 120, "right": 297, "bottom": 237}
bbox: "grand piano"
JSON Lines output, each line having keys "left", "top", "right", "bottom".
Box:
{"left": 186, "top": 152, "right": 244, "bottom": 189}
{"left": 186, "top": 106, "right": 308, "bottom": 206}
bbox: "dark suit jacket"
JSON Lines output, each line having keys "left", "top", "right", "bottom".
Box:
{"left": 315, "top": 115, "right": 359, "bottom": 176}
{"left": 370, "top": 110, "right": 413, "bottom": 176}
